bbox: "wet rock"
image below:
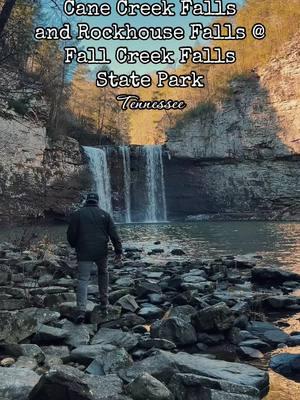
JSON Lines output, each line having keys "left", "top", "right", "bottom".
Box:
{"left": 169, "top": 373, "right": 260, "bottom": 400}
{"left": 126, "top": 372, "right": 173, "bottom": 400}
{"left": 91, "top": 328, "right": 139, "bottom": 351}
{"left": 138, "top": 304, "right": 164, "bottom": 319}
{"left": 120, "top": 350, "right": 269, "bottom": 397}
{"left": 192, "top": 303, "right": 234, "bottom": 333}
{"left": 248, "top": 321, "right": 290, "bottom": 347}
{"left": 32, "top": 324, "right": 67, "bottom": 344}
{"left": 251, "top": 267, "right": 300, "bottom": 284}
{"left": 0, "top": 368, "right": 40, "bottom": 400}
{"left": 151, "top": 317, "right": 197, "bottom": 346}
{"left": 287, "top": 334, "right": 300, "bottom": 346}
{"left": 91, "top": 305, "right": 122, "bottom": 325}
{"left": 270, "top": 353, "right": 300, "bottom": 378}
{"left": 116, "top": 295, "right": 139, "bottom": 312}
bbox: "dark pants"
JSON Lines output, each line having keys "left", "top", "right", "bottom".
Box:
{"left": 76, "top": 256, "right": 108, "bottom": 311}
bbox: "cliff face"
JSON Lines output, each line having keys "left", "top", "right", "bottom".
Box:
{"left": 0, "top": 115, "right": 88, "bottom": 222}
{"left": 165, "top": 36, "right": 300, "bottom": 220}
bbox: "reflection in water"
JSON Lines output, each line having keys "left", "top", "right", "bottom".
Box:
{"left": 2, "top": 221, "right": 300, "bottom": 272}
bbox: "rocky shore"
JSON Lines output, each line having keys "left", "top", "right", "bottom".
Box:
{"left": 1, "top": 240, "right": 300, "bottom": 399}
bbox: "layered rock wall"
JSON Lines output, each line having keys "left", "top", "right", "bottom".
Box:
{"left": 165, "top": 36, "right": 300, "bottom": 220}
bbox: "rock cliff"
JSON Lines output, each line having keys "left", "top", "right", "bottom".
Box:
{"left": 0, "top": 114, "right": 88, "bottom": 222}
{"left": 165, "top": 36, "right": 300, "bottom": 220}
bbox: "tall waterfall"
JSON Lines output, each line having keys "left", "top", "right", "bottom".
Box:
{"left": 120, "top": 146, "right": 131, "bottom": 223}
{"left": 83, "top": 146, "right": 112, "bottom": 214}
{"left": 144, "top": 145, "right": 167, "bottom": 222}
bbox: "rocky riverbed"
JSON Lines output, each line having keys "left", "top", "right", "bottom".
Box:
{"left": 1, "top": 239, "right": 300, "bottom": 399}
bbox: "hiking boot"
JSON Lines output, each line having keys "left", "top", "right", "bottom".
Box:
{"left": 74, "top": 310, "right": 85, "bottom": 324}
{"left": 99, "top": 303, "right": 109, "bottom": 317}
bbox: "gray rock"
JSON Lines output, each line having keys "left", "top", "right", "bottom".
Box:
{"left": 139, "top": 338, "right": 176, "bottom": 350}
{"left": 91, "top": 305, "right": 122, "bottom": 325}
{"left": 91, "top": 328, "right": 139, "bottom": 351}
{"left": 167, "top": 305, "right": 196, "bottom": 323}
{"left": 238, "top": 346, "right": 264, "bottom": 360}
{"left": 71, "top": 344, "right": 117, "bottom": 364}
{"left": 116, "top": 295, "right": 139, "bottom": 312}
{"left": 251, "top": 267, "right": 300, "bottom": 284}
{"left": 151, "top": 317, "right": 197, "bottom": 346}
{"left": 248, "top": 321, "right": 290, "bottom": 347}
{"left": 28, "top": 367, "right": 93, "bottom": 400}
{"left": 12, "top": 356, "right": 38, "bottom": 370}
{"left": 192, "top": 303, "right": 234, "bottom": 333}
{"left": 239, "top": 339, "right": 271, "bottom": 352}
{"left": 62, "top": 320, "right": 90, "bottom": 347}
{"left": 109, "top": 289, "right": 134, "bottom": 303}
{"left": 169, "top": 373, "right": 260, "bottom": 400}
{"left": 0, "top": 368, "right": 40, "bottom": 400}
{"left": 181, "top": 281, "right": 215, "bottom": 292}
{"left": 136, "top": 281, "right": 162, "bottom": 298}
{"left": 138, "top": 304, "right": 164, "bottom": 319}
{"left": 148, "top": 293, "right": 165, "bottom": 304}
{"left": 0, "top": 310, "right": 37, "bottom": 343}
{"left": 115, "top": 277, "right": 135, "bottom": 287}
{"left": 270, "top": 353, "right": 300, "bottom": 378}
{"left": 126, "top": 372, "right": 173, "bottom": 400}
{"left": 87, "top": 347, "right": 133, "bottom": 375}
{"left": 120, "top": 351, "right": 269, "bottom": 397}
{"left": 0, "top": 298, "right": 26, "bottom": 310}
{"left": 33, "top": 324, "right": 67, "bottom": 343}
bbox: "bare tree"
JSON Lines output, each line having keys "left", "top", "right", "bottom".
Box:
{"left": 0, "top": 0, "right": 17, "bottom": 36}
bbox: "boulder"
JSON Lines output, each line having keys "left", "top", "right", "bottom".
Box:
{"left": 116, "top": 295, "right": 139, "bottom": 312}
{"left": 0, "top": 310, "right": 37, "bottom": 343}
{"left": 167, "top": 305, "right": 196, "bottom": 323}
{"left": 192, "top": 303, "right": 234, "bottom": 333}
{"left": 139, "top": 338, "right": 176, "bottom": 350}
{"left": 32, "top": 324, "right": 67, "bottom": 344}
{"left": 248, "top": 321, "right": 290, "bottom": 347}
{"left": 238, "top": 346, "right": 264, "bottom": 360}
{"left": 86, "top": 347, "right": 133, "bottom": 375}
{"left": 91, "top": 305, "right": 122, "bottom": 325}
{"left": 270, "top": 353, "right": 300, "bottom": 379}
{"left": 120, "top": 351, "right": 269, "bottom": 397}
{"left": 136, "top": 281, "right": 162, "bottom": 298}
{"left": 251, "top": 267, "right": 300, "bottom": 284}
{"left": 28, "top": 367, "right": 93, "bottom": 400}
{"left": 138, "top": 304, "right": 164, "bottom": 319}
{"left": 62, "top": 320, "right": 90, "bottom": 347}
{"left": 126, "top": 373, "right": 173, "bottom": 400}
{"left": 71, "top": 344, "right": 117, "bottom": 365}
{"left": 91, "top": 328, "right": 139, "bottom": 351}
{"left": 151, "top": 317, "right": 197, "bottom": 346}
{"left": 0, "top": 368, "right": 40, "bottom": 400}
{"left": 169, "top": 373, "right": 260, "bottom": 400}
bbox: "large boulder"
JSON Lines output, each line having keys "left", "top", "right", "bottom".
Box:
{"left": 0, "top": 368, "right": 40, "bottom": 400}
{"left": 120, "top": 351, "right": 269, "bottom": 398}
{"left": 126, "top": 373, "right": 173, "bottom": 400}
{"left": 0, "top": 310, "right": 37, "bottom": 343}
{"left": 150, "top": 317, "right": 197, "bottom": 346}
{"left": 270, "top": 353, "right": 300, "bottom": 379}
{"left": 251, "top": 267, "right": 300, "bottom": 284}
{"left": 169, "top": 373, "right": 260, "bottom": 400}
{"left": 192, "top": 303, "right": 234, "bottom": 333}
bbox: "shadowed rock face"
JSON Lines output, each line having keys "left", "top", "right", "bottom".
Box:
{"left": 164, "top": 36, "right": 300, "bottom": 221}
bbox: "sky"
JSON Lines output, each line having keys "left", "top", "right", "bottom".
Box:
{"left": 44, "top": 0, "right": 245, "bottom": 75}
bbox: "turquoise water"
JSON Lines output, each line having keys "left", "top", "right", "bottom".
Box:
{"left": 3, "top": 221, "right": 300, "bottom": 272}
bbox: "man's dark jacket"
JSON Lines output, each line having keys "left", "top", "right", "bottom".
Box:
{"left": 67, "top": 204, "right": 122, "bottom": 261}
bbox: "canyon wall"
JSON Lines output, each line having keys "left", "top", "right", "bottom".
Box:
{"left": 0, "top": 115, "right": 88, "bottom": 222}
{"left": 165, "top": 36, "right": 300, "bottom": 220}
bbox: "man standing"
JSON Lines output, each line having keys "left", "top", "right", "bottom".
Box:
{"left": 67, "top": 193, "right": 122, "bottom": 323}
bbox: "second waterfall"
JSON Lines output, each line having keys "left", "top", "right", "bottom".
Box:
{"left": 83, "top": 145, "right": 167, "bottom": 223}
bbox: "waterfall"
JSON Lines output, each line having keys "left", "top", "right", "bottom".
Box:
{"left": 83, "top": 146, "right": 112, "bottom": 214}
{"left": 120, "top": 146, "right": 131, "bottom": 223}
{"left": 144, "top": 145, "right": 167, "bottom": 222}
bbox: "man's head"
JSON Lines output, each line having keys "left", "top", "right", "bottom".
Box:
{"left": 85, "top": 192, "right": 99, "bottom": 206}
